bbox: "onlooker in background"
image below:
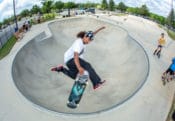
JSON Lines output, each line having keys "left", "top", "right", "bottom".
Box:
{"left": 162, "top": 57, "right": 175, "bottom": 85}
{"left": 153, "top": 33, "right": 166, "bottom": 58}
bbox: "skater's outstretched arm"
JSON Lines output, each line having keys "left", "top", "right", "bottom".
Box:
{"left": 93, "top": 26, "right": 105, "bottom": 35}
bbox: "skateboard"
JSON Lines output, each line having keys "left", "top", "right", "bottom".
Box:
{"left": 67, "top": 71, "right": 89, "bottom": 109}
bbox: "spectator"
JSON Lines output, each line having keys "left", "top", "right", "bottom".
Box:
{"left": 14, "top": 27, "right": 24, "bottom": 41}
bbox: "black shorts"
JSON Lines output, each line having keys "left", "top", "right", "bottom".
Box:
{"left": 158, "top": 45, "right": 163, "bottom": 48}
{"left": 166, "top": 68, "right": 174, "bottom": 75}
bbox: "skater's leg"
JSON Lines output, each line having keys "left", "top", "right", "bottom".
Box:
{"left": 62, "top": 59, "right": 78, "bottom": 79}
{"left": 153, "top": 49, "right": 158, "bottom": 55}
{"left": 162, "top": 72, "right": 166, "bottom": 79}
{"left": 164, "top": 68, "right": 172, "bottom": 82}
{"left": 154, "top": 45, "right": 160, "bottom": 55}
{"left": 51, "top": 65, "right": 64, "bottom": 72}
{"left": 157, "top": 50, "right": 161, "bottom": 56}
{"left": 156, "top": 46, "right": 162, "bottom": 58}
{"left": 162, "top": 71, "right": 167, "bottom": 85}
{"left": 168, "top": 70, "right": 174, "bottom": 81}
{"left": 51, "top": 61, "right": 78, "bottom": 79}
{"left": 79, "top": 58, "right": 103, "bottom": 88}
{"left": 52, "top": 66, "right": 78, "bottom": 79}
{"left": 162, "top": 68, "right": 171, "bottom": 85}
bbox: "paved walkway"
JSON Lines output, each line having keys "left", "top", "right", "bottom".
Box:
{"left": 0, "top": 14, "right": 175, "bottom": 121}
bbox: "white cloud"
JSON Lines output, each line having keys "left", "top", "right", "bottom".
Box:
{"left": 0, "top": 0, "right": 174, "bottom": 22}
{"left": 0, "top": 0, "right": 41, "bottom": 22}
{"left": 115, "top": 0, "right": 174, "bottom": 17}
{"left": 0, "top": 0, "right": 12, "bottom": 21}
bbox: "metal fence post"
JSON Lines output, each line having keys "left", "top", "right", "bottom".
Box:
{"left": 0, "top": 36, "right": 2, "bottom": 49}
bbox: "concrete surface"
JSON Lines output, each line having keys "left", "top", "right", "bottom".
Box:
{"left": 12, "top": 17, "right": 149, "bottom": 114}
{"left": 0, "top": 14, "right": 175, "bottom": 121}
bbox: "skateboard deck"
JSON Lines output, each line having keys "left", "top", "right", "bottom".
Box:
{"left": 67, "top": 71, "right": 89, "bottom": 108}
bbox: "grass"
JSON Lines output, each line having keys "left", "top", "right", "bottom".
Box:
{"left": 158, "top": 24, "right": 175, "bottom": 40}
{"left": 167, "top": 29, "right": 175, "bottom": 40}
{"left": 0, "top": 36, "right": 17, "bottom": 60}
{"left": 116, "top": 13, "right": 128, "bottom": 16}
{"left": 0, "top": 15, "right": 57, "bottom": 60}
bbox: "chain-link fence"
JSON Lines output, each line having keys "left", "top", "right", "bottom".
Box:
{"left": 0, "top": 25, "right": 15, "bottom": 49}
{"left": 0, "top": 21, "right": 25, "bottom": 49}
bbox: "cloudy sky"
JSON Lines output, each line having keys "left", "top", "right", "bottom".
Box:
{"left": 0, "top": 0, "right": 41, "bottom": 22}
{"left": 0, "top": 0, "right": 174, "bottom": 22}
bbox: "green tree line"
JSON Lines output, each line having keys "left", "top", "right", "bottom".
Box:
{"left": 0, "top": 0, "right": 99, "bottom": 27}
{"left": 0, "top": 0, "right": 174, "bottom": 29}
{"left": 101, "top": 0, "right": 174, "bottom": 28}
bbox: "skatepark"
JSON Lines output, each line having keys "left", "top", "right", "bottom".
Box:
{"left": 0, "top": 14, "right": 175, "bottom": 121}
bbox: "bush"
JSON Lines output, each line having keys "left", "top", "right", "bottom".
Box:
{"left": 43, "top": 13, "right": 56, "bottom": 21}
{"left": 167, "top": 30, "right": 175, "bottom": 40}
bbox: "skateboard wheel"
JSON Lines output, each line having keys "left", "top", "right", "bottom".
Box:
{"left": 67, "top": 102, "right": 77, "bottom": 109}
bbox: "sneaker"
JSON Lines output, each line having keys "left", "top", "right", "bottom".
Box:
{"left": 93, "top": 80, "right": 106, "bottom": 90}
{"left": 99, "top": 80, "right": 106, "bottom": 85}
{"left": 51, "top": 65, "right": 63, "bottom": 72}
{"left": 93, "top": 84, "right": 100, "bottom": 90}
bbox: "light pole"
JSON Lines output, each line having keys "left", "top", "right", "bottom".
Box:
{"left": 13, "top": 0, "right": 18, "bottom": 31}
{"left": 169, "top": 0, "right": 174, "bottom": 27}
{"left": 171, "top": 0, "right": 174, "bottom": 27}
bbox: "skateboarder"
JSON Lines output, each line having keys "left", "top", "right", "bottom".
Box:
{"left": 51, "top": 26, "right": 106, "bottom": 90}
{"left": 153, "top": 33, "right": 166, "bottom": 57}
{"left": 162, "top": 57, "right": 175, "bottom": 82}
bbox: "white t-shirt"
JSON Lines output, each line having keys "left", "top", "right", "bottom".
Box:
{"left": 64, "top": 38, "right": 85, "bottom": 63}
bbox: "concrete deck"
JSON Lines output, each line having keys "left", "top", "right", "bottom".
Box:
{"left": 0, "top": 14, "right": 175, "bottom": 121}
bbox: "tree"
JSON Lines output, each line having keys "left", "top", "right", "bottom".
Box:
{"left": 166, "top": 0, "right": 175, "bottom": 28}
{"left": 64, "top": 2, "right": 77, "bottom": 9}
{"left": 84, "top": 2, "right": 96, "bottom": 8}
{"left": 109, "top": 0, "right": 115, "bottom": 11}
{"left": 139, "top": 4, "right": 149, "bottom": 16}
{"left": 41, "top": 0, "right": 54, "bottom": 13}
{"left": 166, "top": 8, "right": 175, "bottom": 27}
{"left": 3, "top": 18, "right": 10, "bottom": 25}
{"left": 0, "top": 22, "right": 2, "bottom": 29}
{"left": 54, "top": 1, "right": 64, "bottom": 11}
{"left": 126, "top": 5, "right": 149, "bottom": 16}
{"left": 101, "top": 0, "right": 108, "bottom": 10}
{"left": 77, "top": 2, "right": 97, "bottom": 9}
{"left": 63, "top": 2, "right": 77, "bottom": 17}
{"left": 127, "top": 7, "right": 138, "bottom": 14}
{"left": 30, "top": 5, "right": 41, "bottom": 14}
{"left": 117, "top": 2, "right": 127, "bottom": 12}
{"left": 20, "top": 9, "right": 30, "bottom": 17}
{"left": 150, "top": 13, "right": 166, "bottom": 25}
